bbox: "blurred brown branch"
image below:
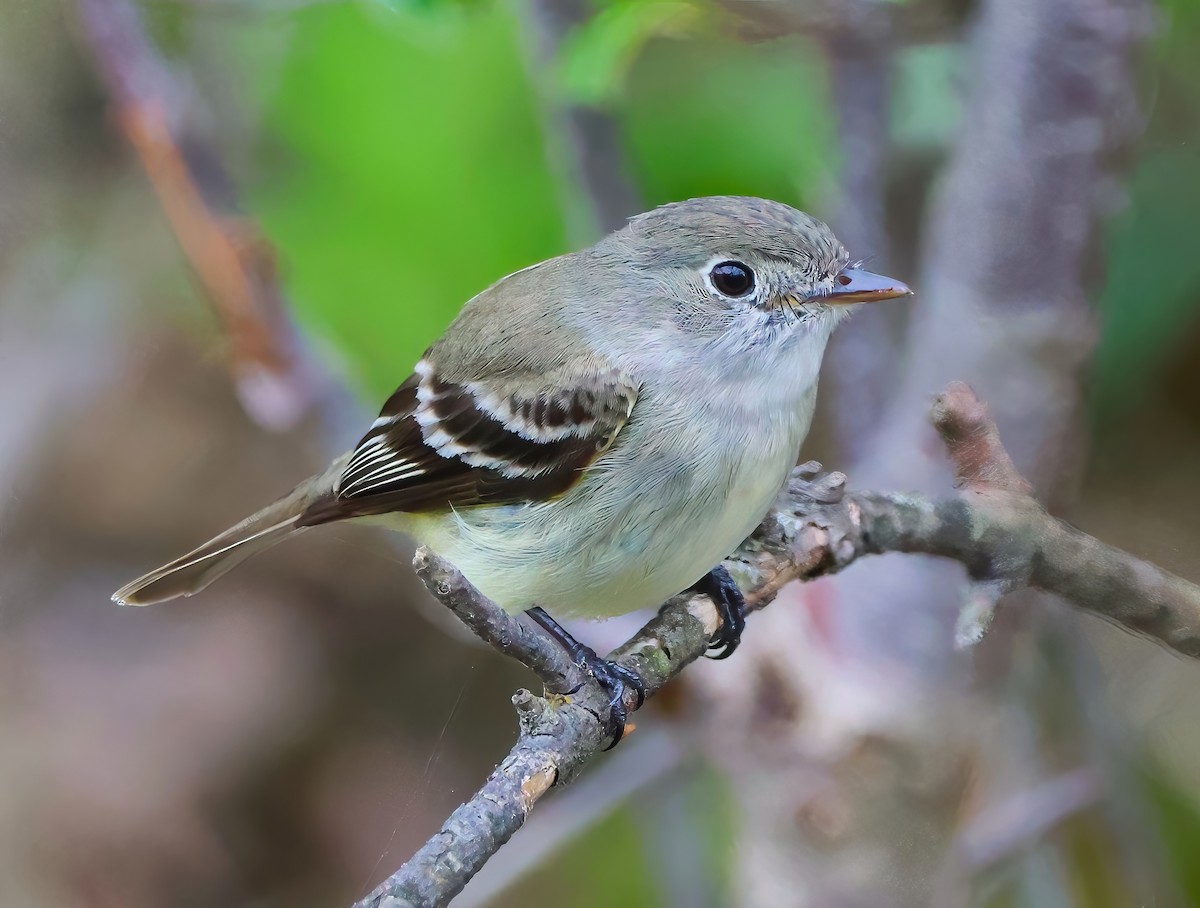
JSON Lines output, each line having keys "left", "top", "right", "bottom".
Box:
{"left": 931, "top": 766, "right": 1106, "bottom": 908}
{"left": 519, "top": 0, "right": 641, "bottom": 241}
{"left": 715, "top": 0, "right": 968, "bottom": 45}
{"left": 817, "top": 0, "right": 900, "bottom": 455}
{"left": 714, "top": 0, "right": 1153, "bottom": 900}
{"left": 76, "top": 0, "right": 321, "bottom": 430}
{"left": 354, "top": 382, "right": 1200, "bottom": 908}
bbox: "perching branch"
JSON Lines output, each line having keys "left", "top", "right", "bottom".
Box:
{"left": 353, "top": 382, "right": 1200, "bottom": 908}
{"left": 411, "top": 552, "right": 588, "bottom": 698}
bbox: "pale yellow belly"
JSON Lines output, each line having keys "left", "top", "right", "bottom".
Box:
{"left": 395, "top": 425, "right": 800, "bottom": 620}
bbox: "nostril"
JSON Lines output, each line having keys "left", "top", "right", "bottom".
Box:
{"left": 837, "top": 274, "right": 852, "bottom": 286}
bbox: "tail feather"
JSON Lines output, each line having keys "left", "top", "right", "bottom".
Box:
{"left": 113, "top": 457, "right": 348, "bottom": 606}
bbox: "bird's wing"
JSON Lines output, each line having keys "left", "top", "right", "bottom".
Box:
{"left": 297, "top": 356, "right": 639, "bottom": 525}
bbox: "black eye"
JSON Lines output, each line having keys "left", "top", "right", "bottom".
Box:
{"left": 709, "top": 261, "right": 755, "bottom": 298}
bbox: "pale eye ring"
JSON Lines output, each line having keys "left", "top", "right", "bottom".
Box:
{"left": 708, "top": 260, "right": 755, "bottom": 298}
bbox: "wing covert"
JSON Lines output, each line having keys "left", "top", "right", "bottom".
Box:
{"left": 297, "top": 358, "right": 637, "bottom": 525}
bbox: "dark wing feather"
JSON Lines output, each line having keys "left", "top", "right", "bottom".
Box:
{"left": 297, "top": 359, "right": 638, "bottom": 526}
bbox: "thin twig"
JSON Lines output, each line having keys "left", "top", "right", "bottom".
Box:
{"left": 353, "top": 383, "right": 1200, "bottom": 908}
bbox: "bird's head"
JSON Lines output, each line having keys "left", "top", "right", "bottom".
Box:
{"left": 601, "top": 196, "right": 911, "bottom": 352}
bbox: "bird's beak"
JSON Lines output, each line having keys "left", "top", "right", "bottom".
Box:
{"left": 822, "top": 267, "right": 913, "bottom": 305}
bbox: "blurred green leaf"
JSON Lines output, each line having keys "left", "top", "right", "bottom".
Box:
{"left": 892, "top": 44, "right": 961, "bottom": 149}
{"left": 1091, "top": 152, "right": 1200, "bottom": 422}
{"left": 558, "top": 0, "right": 704, "bottom": 105}
{"left": 499, "top": 764, "right": 732, "bottom": 908}
{"left": 249, "top": 4, "right": 835, "bottom": 402}
{"left": 624, "top": 34, "right": 835, "bottom": 207}
{"left": 249, "top": 1, "right": 566, "bottom": 399}
{"left": 502, "top": 804, "right": 659, "bottom": 908}
{"left": 1161, "top": 0, "right": 1200, "bottom": 30}
{"left": 137, "top": 0, "right": 193, "bottom": 57}
{"left": 1091, "top": 0, "right": 1200, "bottom": 424}
{"left": 1141, "top": 767, "right": 1200, "bottom": 904}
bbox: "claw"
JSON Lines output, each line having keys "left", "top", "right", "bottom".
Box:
{"left": 525, "top": 606, "right": 645, "bottom": 748}
{"left": 692, "top": 565, "right": 746, "bottom": 659}
{"left": 581, "top": 654, "right": 645, "bottom": 748}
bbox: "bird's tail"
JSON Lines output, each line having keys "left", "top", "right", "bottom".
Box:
{"left": 112, "top": 456, "right": 348, "bottom": 607}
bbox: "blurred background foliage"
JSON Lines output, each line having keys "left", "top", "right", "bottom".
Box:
{"left": 1, "top": 0, "right": 1199, "bottom": 906}
{"left": 241, "top": 0, "right": 1200, "bottom": 419}
{"left": 250, "top": 0, "right": 836, "bottom": 397}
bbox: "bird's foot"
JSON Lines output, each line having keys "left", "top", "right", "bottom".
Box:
{"left": 574, "top": 649, "right": 645, "bottom": 748}
{"left": 525, "top": 607, "right": 645, "bottom": 748}
{"left": 692, "top": 565, "right": 747, "bottom": 660}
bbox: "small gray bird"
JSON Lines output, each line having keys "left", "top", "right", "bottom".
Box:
{"left": 114, "top": 196, "right": 911, "bottom": 741}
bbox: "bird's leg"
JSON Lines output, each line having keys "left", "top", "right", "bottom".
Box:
{"left": 525, "top": 606, "right": 645, "bottom": 748}
{"left": 692, "top": 565, "right": 746, "bottom": 660}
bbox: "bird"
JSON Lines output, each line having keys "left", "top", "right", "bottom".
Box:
{"left": 113, "top": 195, "right": 911, "bottom": 743}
